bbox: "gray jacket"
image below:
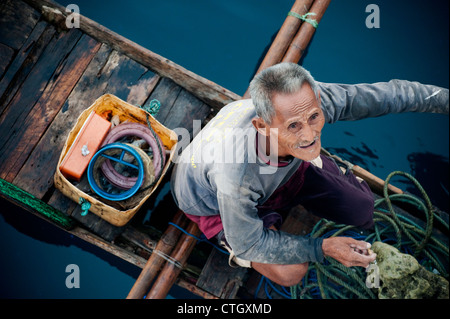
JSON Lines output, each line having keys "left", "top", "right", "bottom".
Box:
{"left": 171, "top": 80, "right": 448, "bottom": 265}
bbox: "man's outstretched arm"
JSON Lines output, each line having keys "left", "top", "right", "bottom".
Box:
{"left": 318, "top": 80, "right": 449, "bottom": 123}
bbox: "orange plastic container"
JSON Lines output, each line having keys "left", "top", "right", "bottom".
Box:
{"left": 59, "top": 111, "right": 111, "bottom": 181}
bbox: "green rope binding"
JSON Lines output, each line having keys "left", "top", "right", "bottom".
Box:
{"left": 0, "top": 178, "right": 75, "bottom": 230}
{"left": 288, "top": 11, "right": 319, "bottom": 28}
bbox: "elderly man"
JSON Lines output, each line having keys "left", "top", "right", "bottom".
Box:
{"left": 171, "top": 63, "right": 448, "bottom": 286}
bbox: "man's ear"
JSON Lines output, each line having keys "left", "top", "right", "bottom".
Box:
{"left": 252, "top": 117, "right": 269, "bottom": 136}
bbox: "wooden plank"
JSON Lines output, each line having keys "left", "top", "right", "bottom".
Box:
{"left": 23, "top": 0, "right": 241, "bottom": 110}
{"left": 121, "top": 226, "right": 157, "bottom": 252}
{"left": 197, "top": 248, "right": 247, "bottom": 298}
{"left": 0, "top": 21, "right": 52, "bottom": 115}
{"left": 1, "top": 34, "right": 101, "bottom": 182}
{"left": 47, "top": 185, "right": 78, "bottom": 217}
{"left": 0, "top": 27, "right": 83, "bottom": 181}
{"left": 12, "top": 44, "right": 114, "bottom": 211}
{"left": 19, "top": 44, "right": 110, "bottom": 234}
{"left": 70, "top": 205, "right": 126, "bottom": 241}
{"left": 162, "top": 88, "right": 211, "bottom": 133}
{"left": 175, "top": 279, "right": 219, "bottom": 299}
{"left": 0, "top": 43, "right": 14, "bottom": 80}
{"left": 281, "top": 204, "right": 321, "bottom": 236}
{"left": 70, "top": 226, "right": 148, "bottom": 269}
{"left": 0, "top": 0, "right": 40, "bottom": 50}
{"left": 127, "top": 73, "right": 160, "bottom": 106}
{"left": 147, "top": 77, "right": 183, "bottom": 124}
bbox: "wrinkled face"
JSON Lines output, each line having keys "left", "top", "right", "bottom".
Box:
{"left": 268, "top": 83, "right": 325, "bottom": 162}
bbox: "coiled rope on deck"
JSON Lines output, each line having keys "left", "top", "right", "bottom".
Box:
{"left": 287, "top": 171, "right": 449, "bottom": 299}
{"left": 137, "top": 99, "right": 165, "bottom": 193}
{"left": 171, "top": 169, "right": 448, "bottom": 299}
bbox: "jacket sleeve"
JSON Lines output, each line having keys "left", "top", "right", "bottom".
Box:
{"left": 217, "top": 174, "right": 324, "bottom": 265}
{"left": 317, "top": 80, "right": 449, "bottom": 123}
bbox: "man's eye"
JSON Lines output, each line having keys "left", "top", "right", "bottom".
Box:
{"left": 310, "top": 113, "right": 319, "bottom": 121}
{"left": 288, "top": 122, "right": 297, "bottom": 130}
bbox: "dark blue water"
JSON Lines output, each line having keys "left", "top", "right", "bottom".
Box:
{"left": 1, "top": 0, "right": 448, "bottom": 298}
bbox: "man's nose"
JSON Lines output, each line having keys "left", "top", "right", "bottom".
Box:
{"left": 300, "top": 124, "right": 315, "bottom": 142}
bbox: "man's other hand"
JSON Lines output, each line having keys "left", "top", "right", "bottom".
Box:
{"left": 322, "top": 237, "right": 376, "bottom": 268}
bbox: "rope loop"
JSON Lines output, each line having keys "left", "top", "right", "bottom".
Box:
{"left": 140, "top": 99, "right": 161, "bottom": 116}
{"left": 135, "top": 99, "right": 165, "bottom": 193}
{"left": 78, "top": 197, "right": 91, "bottom": 216}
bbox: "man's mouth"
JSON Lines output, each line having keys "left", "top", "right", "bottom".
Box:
{"left": 297, "top": 138, "right": 317, "bottom": 149}
{"left": 299, "top": 140, "right": 315, "bottom": 148}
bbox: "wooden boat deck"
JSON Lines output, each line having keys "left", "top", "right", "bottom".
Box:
{"left": 1, "top": 0, "right": 448, "bottom": 300}
{"left": 0, "top": 0, "right": 245, "bottom": 298}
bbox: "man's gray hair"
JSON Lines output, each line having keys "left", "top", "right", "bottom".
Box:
{"left": 249, "top": 62, "right": 319, "bottom": 124}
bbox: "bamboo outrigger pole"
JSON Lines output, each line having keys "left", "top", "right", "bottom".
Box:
{"left": 243, "top": 0, "right": 314, "bottom": 98}
{"left": 253, "top": 0, "right": 314, "bottom": 77}
{"left": 282, "top": 0, "right": 331, "bottom": 63}
{"left": 126, "top": 210, "right": 188, "bottom": 299}
{"left": 145, "top": 221, "right": 201, "bottom": 299}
